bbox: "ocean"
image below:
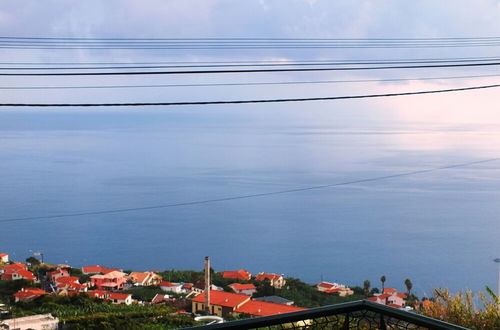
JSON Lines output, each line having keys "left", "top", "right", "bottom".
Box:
{"left": 1, "top": 103, "right": 500, "bottom": 297}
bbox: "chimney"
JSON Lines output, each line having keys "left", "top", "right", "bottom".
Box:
{"left": 204, "top": 256, "right": 211, "bottom": 314}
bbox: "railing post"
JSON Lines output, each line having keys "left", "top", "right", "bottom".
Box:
{"left": 342, "top": 313, "right": 350, "bottom": 330}
{"left": 379, "top": 314, "right": 387, "bottom": 330}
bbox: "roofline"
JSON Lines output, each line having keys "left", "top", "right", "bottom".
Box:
{"left": 183, "top": 300, "right": 468, "bottom": 330}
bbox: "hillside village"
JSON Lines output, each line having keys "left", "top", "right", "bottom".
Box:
{"left": 0, "top": 252, "right": 417, "bottom": 328}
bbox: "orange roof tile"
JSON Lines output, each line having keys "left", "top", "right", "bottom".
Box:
{"left": 383, "top": 288, "right": 397, "bottom": 293}
{"left": 108, "top": 292, "right": 131, "bottom": 300}
{"left": 235, "top": 300, "right": 305, "bottom": 316}
{"left": 220, "top": 270, "right": 252, "bottom": 280}
{"left": 192, "top": 290, "right": 250, "bottom": 308}
{"left": 229, "top": 283, "right": 256, "bottom": 291}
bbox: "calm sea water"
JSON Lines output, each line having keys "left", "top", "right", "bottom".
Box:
{"left": 1, "top": 105, "right": 500, "bottom": 296}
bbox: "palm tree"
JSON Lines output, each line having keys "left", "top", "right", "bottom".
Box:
{"left": 363, "top": 280, "right": 371, "bottom": 296}
{"left": 380, "top": 275, "right": 386, "bottom": 292}
{"left": 405, "top": 278, "right": 413, "bottom": 296}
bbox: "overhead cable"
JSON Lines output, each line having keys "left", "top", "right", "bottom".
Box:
{"left": 1, "top": 83, "right": 499, "bottom": 107}
{"left": 1, "top": 157, "right": 498, "bottom": 223}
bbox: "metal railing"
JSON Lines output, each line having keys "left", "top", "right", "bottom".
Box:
{"left": 185, "top": 300, "right": 469, "bottom": 330}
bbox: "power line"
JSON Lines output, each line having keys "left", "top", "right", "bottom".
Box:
{"left": 3, "top": 57, "right": 500, "bottom": 70}
{"left": 1, "top": 55, "right": 499, "bottom": 66}
{"left": 2, "top": 61, "right": 500, "bottom": 76}
{"left": 1, "top": 83, "right": 499, "bottom": 107}
{"left": 2, "top": 37, "right": 500, "bottom": 49}
{"left": 1, "top": 73, "right": 498, "bottom": 90}
{"left": 1, "top": 157, "right": 498, "bottom": 223}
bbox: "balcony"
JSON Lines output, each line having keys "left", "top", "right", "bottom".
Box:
{"left": 185, "top": 300, "right": 468, "bottom": 330}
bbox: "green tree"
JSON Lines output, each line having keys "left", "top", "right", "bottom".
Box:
{"left": 363, "top": 280, "right": 370, "bottom": 297}
{"left": 404, "top": 279, "right": 413, "bottom": 296}
{"left": 380, "top": 275, "right": 386, "bottom": 292}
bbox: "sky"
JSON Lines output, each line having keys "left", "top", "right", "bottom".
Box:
{"left": 0, "top": 1, "right": 499, "bottom": 112}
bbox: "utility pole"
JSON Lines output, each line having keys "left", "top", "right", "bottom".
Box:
{"left": 204, "top": 256, "right": 211, "bottom": 315}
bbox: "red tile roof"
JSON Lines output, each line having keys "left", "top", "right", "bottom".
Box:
{"left": 4, "top": 269, "right": 36, "bottom": 280}
{"left": 1, "top": 263, "right": 26, "bottom": 272}
{"left": 235, "top": 300, "right": 305, "bottom": 316}
{"left": 324, "top": 288, "right": 340, "bottom": 293}
{"left": 13, "top": 288, "right": 47, "bottom": 301}
{"left": 192, "top": 290, "right": 250, "bottom": 308}
{"left": 182, "top": 283, "right": 193, "bottom": 289}
{"left": 383, "top": 288, "right": 397, "bottom": 293}
{"left": 56, "top": 276, "right": 80, "bottom": 284}
{"left": 317, "top": 282, "right": 335, "bottom": 288}
{"left": 108, "top": 293, "right": 131, "bottom": 300}
{"left": 220, "top": 270, "right": 252, "bottom": 280}
{"left": 82, "top": 266, "right": 104, "bottom": 273}
{"left": 255, "top": 273, "right": 282, "bottom": 282}
{"left": 87, "top": 290, "right": 108, "bottom": 299}
{"left": 396, "top": 293, "right": 407, "bottom": 299}
{"left": 0, "top": 253, "right": 8, "bottom": 257}
{"left": 378, "top": 293, "right": 392, "bottom": 299}
{"left": 229, "top": 283, "right": 256, "bottom": 291}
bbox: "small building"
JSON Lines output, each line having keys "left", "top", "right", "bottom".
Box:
{"left": 369, "top": 290, "right": 407, "bottom": 308}
{"left": 13, "top": 288, "right": 48, "bottom": 302}
{"left": 316, "top": 281, "right": 354, "bottom": 296}
{"left": 108, "top": 292, "right": 132, "bottom": 305}
{"left": 228, "top": 283, "right": 257, "bottom": 296}
{"left": 0, "top": 313, "right": 58, "bottom": 330}
{"left": 192, "top": 290, "right": 251, "bottom": 317}
{"left": 87, "top": 290, "right": 108, "bottom": 299}
{"left": 90, "top": 271, "right": 127, "bottom": 290}
{"left": 159, "top": 281, "right": 184, "bottom": 293}
{"left": 220, "top": 269, "right": 252, "bottom": 280}
{"left": 0, "top": 253, "right": 8, "bottom": 263}
{"left": 48, "top": 268, "right": 69, "bottom": 283}
{"left": 129, "top": 271, "right": 162, "bottom": 286}
{"left": 0, "top": 263, "right": 27, "bottom": 275}
{"left": 255, "top": 273, "right": 286, "bottom": 289}
{"left": 151, "top": 293, "right": 171, "bottom": 304}
{"left": 253, "top": 295, "right": 294, "bottom": 306}
{"left": 1, "top": 269, "right": 36, "bottom": 281}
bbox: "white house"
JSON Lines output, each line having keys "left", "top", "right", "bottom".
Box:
{"left": 159, "top": 281, "right": 184, "bottom": 293}
{"left": 0, "top": 313, "right": 58, "bottom": 330}
{"left": 0, "top": 253, "right": 8, "bottom": 263}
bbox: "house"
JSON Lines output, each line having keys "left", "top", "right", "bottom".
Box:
{"left": 0, "top": 263, "right": 27, "bottom": 275}
{"left": 108, "top": 292, "right": 133, "bottom": 305}
{"left": 13, "top": 288, "right": 48, "bottom": 302}
{"left": 220, "top": 269, "right": 252, "bottom": 280}
{"left": 192, "top": 290, "right": 251, "bottom": 317}
{"left": 151, "top": 293, "right": 171, "bottom": 304}
{"left": 129, "top": 271, "right": 162, "bottom": 286}
{"left": 368, "top": 290, "right": 407, "bottom": 308}
{"left": 228, "top": 283, "right": 257, "bottom": 296}
{"left": 159, "top": 281, "right": 184, "bottom": 293}
{"left": 82, "top": 265, "right": 121, "bottom": 275}
{"left": 55, "top": 276, "right": 88, "bottom": 294}
{"left": 1, "top": 269, "right": 36, "bottom": 281}
{"left": 234, "top": 300, "right": 306, "bottom": 317}
{"left": 383, "top": 288, "right": 398, "bottom": 294}
{"left": 316, "top": 282, "right": 354, "bottom": 296}
{"left": 191, "top": 290, "right": 307, "bottom": 318}
{"left": 90, "top": 271, "right": 127, "bottom": 290}
{"left": 0, "top": 313, "right": 58, "bottom": 330}
{"left": 0, "top": 253, "right": 8, "bottom": 263}
{"left": 255, "top": 273, "right": 286, "bottom": 289}
{"left": 48, "top": 268, "right": 69, "bottom": 283}
{"left": 87, "top": 290, "right": 109, "bottom": 299}
{"left": 253, "top": 296, "right": 294, "bottom": 306}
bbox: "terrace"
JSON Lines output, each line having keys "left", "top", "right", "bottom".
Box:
{"left": 185, "top": 300, "right": 467, "bottom": 330}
